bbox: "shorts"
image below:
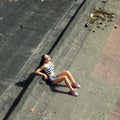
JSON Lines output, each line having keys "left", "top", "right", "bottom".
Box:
{"left": 48, "top": 75, "right": 58, "bottom": 83}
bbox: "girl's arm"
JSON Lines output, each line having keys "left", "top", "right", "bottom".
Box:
{"left": 35, "top": 66, "right": 48, "bottom": 80}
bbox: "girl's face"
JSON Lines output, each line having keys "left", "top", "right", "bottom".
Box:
{"left": 44, "top": 55, "right": 51, "bottom": 63}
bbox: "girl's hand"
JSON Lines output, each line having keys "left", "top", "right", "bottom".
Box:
{"left": 43, "top": 74, "right": 48, "bottom": 80}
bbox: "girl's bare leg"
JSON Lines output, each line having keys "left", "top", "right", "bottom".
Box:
{"left": 53, "top": 76, "right": 74, "bottom": 91}
{"left": 58, "top": 71, "right": 76, "bottom": 84}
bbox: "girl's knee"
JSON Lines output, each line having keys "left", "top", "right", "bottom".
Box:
{"left": 64, "top": 71, "right": 70, "bottom": 75}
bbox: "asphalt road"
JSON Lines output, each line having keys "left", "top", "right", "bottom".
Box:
{"left": 0, "top": 0, "right": 76, "bottom": 95}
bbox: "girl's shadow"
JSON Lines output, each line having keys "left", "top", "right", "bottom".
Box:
{"left": 45, "top": 80, "right": 68, "bottom": 95}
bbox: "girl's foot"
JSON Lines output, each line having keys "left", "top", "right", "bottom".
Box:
{"left": 68, "top": 90, "right": 78, "bottom": 96}
{"left": 72, "top": 83, "right": 81, "bottom": 88}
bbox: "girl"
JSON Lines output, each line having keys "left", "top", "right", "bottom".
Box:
{"left": 35, "top": 54, "right": 80, "bottom": 96}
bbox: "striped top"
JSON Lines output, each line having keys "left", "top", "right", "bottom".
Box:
{"left": 43, "top": 62, "right": 55, "bottom": 75}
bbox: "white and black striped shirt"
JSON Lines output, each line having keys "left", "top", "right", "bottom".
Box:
{"left": 43, "top": 63, "right": 54, "bottom": 75}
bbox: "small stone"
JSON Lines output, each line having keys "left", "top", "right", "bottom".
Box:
{"left": 90, "top": 13, "right": 94, "bottom": 18}
{"left": 84, "top": 23, "right": 89, "bottom": 28}
{"left": 20, "top": 24, "right": 23, "bottom": 28}
{"left": 0, "top": 17, "right": 3, "bottom": 21}
{"left": 103, "top": 1, "right": 106, "bottom": 3}
{"left": 44, "top": 117, "right": 46, "bottom": 120}
{"left": 33, "top": 21, "right": 36, "bottom": 24}
{"left": 96, "top": 26, "right": 100, "bottom": 28}
{"left": 0, "top": 34, "right": 2, "bottom": 37}
{"left": 105, "top": 25, "right": 107, "bottom": 27}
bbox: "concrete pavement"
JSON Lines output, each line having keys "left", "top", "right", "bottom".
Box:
{"left": 41, "top": 1, "right": 120, "bottom": 120}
